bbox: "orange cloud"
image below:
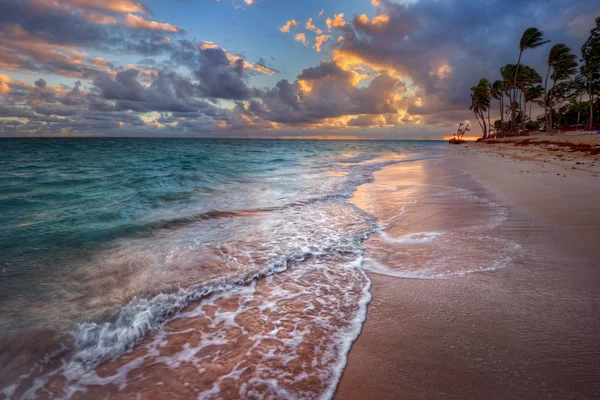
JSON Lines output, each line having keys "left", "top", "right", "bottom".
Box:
{"left": 30, "top": 0, "right": 149, "bottom": 15}
{"left": 0, "top": 73, "right": 12, "bottom": 94}
{"left": 0, "top": 25, "right": 87, "bottom": 71}
{"left": 85, "top": 12, "right": 117, "bottom": 25}
{"left": 279, "top": 20, "right": 298, "bottom": 33}
{"left": 89, "top": 57, "right": 112, "bottom": 68}
{"left": 305, "top": 18, "right": 323, "bottom": 35}
{"left": 125, "top": 14, "right": 183, "bottom": 32}
{"left": 294, "top": 33, "right": 308, "bottom": 47}
{"left": 355, "top": 13, "right": 390, "bottom": 29}
{"left": 326, "top": 14, "right": 346, "bottom": 29}
{"left": 314, "top": 35, "right": 330, "bottom": 52}
{"left": 72, "top": 0, "right": 148, "bottom": 14}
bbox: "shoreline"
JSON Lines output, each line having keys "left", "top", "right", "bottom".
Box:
{"left": 336, "top": 143, "right": 600, "bottom": 399}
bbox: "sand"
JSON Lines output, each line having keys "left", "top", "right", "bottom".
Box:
{"left": 336, "top": 138, "right": 600, "bottom": 399}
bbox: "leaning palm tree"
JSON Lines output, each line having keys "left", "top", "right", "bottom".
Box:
{"left": 570, "top": 75, "right": 587, "bottom": 129}
{"left": 511, "top": 27, "right": 550, "bottom": 132}
{"left": 517, "top": 66, "right": 542, "bottom": 111}
{"left": 525, "top": 85, "right": 544, "bottom": 121}
{"left": 544, "top": 44, "right": 575, "bottom": 129}
{"left": 470, "top": 79, "right": 491, "bottom": 138}
{"left": 514, "top": 28, "right": 550, "bottom": 88}
{"left": 548, "top": 56, "right": 578, "bottom": 129}
{"left": 490, "top": 80, "right": 503, "bottom": 134}
{"left": 499, "top": 65, "right": 515, "bottom": 135}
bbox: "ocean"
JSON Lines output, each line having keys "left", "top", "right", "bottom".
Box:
{"left": 0, "top": 138, "right": 518, "bottom": 398}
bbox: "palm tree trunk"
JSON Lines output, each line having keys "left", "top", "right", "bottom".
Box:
{"left": 544, "top": 64, "right": 551, "bottom": 131}
{"left": 500, "top": 95, "right": 504, "bottom": 135}
{"left": 487, "top": 101, "right": 491, "bottom": 136}
{"left": 577, "top": 91, "right": 583, "bottom": 129}
{"left": 589, "top": 73, "right": 595, "bottom": 130}
{"left": 474, "top": 111, "right": 485, "bottom": 138}
{"left": 481, "top": 110, "right": 488, "bottom": 138}
{"left": 549, "top": 78, "right": 557, "bottom": 130}
{"left": 512, "top": 51, "right": 523, "bottom": 133}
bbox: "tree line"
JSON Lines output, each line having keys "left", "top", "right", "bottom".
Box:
{"left": 470, "top": 17, "right": 600, "bottom": 138}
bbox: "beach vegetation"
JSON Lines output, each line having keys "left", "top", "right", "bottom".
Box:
{"left": 471, "top": 18, "right": 600, "bottom": 138}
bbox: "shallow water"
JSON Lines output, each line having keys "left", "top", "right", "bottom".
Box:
{"left": 0, "top": 139, "right": 519, "bottom": 398}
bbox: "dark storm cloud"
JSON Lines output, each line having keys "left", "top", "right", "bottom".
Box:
{"left": 194, "top": 48, "right": 255, "bottom": 100}
{"left": 297, "top": 61, "right": 352, "bottom": 81}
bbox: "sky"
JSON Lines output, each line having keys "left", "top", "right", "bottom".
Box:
{"left": 0, "top": 0, "right": 599, "bottom": 139}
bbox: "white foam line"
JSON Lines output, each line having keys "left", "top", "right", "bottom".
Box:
{"left": 322, "top": 257, "right": 372, "bottom": 400}
{"left": 361, "top": 258, "right": 441, "bottom": 280}
{"left": 379, "top": 231, "right": 444, "bottom": 245}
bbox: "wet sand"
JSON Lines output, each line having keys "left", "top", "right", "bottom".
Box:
{"left": 336, "top": 145, "right": 600, "bottom": 399}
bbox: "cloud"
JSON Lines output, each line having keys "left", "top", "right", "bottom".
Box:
{"left": 257, "top": 61, "right": 406, "bottom": 125}
{"left": 195, "top": 47, "right": 254, "bottom": 100}
{"left": 326, "top": 14, "right": 346, "bottom": 29}
{"left": 314, "top": 35, "right": 331, "bottom": 52}
{"left": 294, "top": 33, "right": 308, "bottom": 47}
{"left": 124, "top": 14, "right": 183, "bottom": 32}
{"left": 306, "top": 18, "right": 323, "bottom": 35}
{"left": 0, "top": 73, "right": 12, "bottom": 94}
{"left": 3, "top": 0, "right": 600, "bottom": 138}
{"left": 29, "top": 0, "right": 150, "bottom": 15}
{"left": 279, "top": 20, "right": 298, "bottom": 33}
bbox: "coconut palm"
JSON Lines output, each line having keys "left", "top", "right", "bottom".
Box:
{"left": 511, "top": 27, "right": 549, "bottom": 132}
{"left": 525, "top": 85, "right": 544, "bottom": 121}
{"left": 514, "top": 28, "right": 550, "bottom": 88}
{"left": 503, "top": 63, "right": 541, "bottom": 128}
{"left": 470, "top": 78, "right": 491, "bottom": 138}
{"left": 520, "top": 66, "right": 542, "bottom": 113}
{"left": 547, "top": 53, "right": 578, "bottom": 129}
{"left": 544, "top": 44, "right": 576, "bottom": 129}
{"left": 490, "top": 80, "right": 503, "bottom": 134}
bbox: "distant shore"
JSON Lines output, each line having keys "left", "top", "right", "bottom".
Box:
{"left": 336, "top": 142, "right": 600, "bottom": 399}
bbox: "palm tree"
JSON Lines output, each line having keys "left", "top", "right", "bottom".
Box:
{"left": 503, "top": 63, "right": 542, "bottom": 128}
{"left": 544, "top": 44, "right": 575, "bottom": 129}
{"left": 511, "top": 27, "right": 550, "bottom": 132}
{"left": 548, "top": 53, "right": 578, "bottom": 129}
{"left": 570, "top": 75, "right": 587, "bottom": 129}
{"left": 518, "top": 65, "right": 542, "bottom": 110}
{"left": 490, "top": 80, "right": 503, "bottom": 135}
{"left": 470, "top": 78, "right": 491, "bottom": 138}
{"left": 525, "top": 85, "right": 544, "bottom": 121}
{"left": 499, "top": 65, "right": 515, "bottom": 135}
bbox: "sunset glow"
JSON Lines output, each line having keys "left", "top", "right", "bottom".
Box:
{"left": 0, "top": 0, "right": 598, "bottom": 139}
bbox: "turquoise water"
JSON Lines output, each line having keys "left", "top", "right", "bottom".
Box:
{"left": 1, "top": 139, "right": 435, "bottom": 299}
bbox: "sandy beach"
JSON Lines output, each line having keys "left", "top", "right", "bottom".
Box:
{"left": 337, "top": 137, "right": 600, "bottom": 399}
